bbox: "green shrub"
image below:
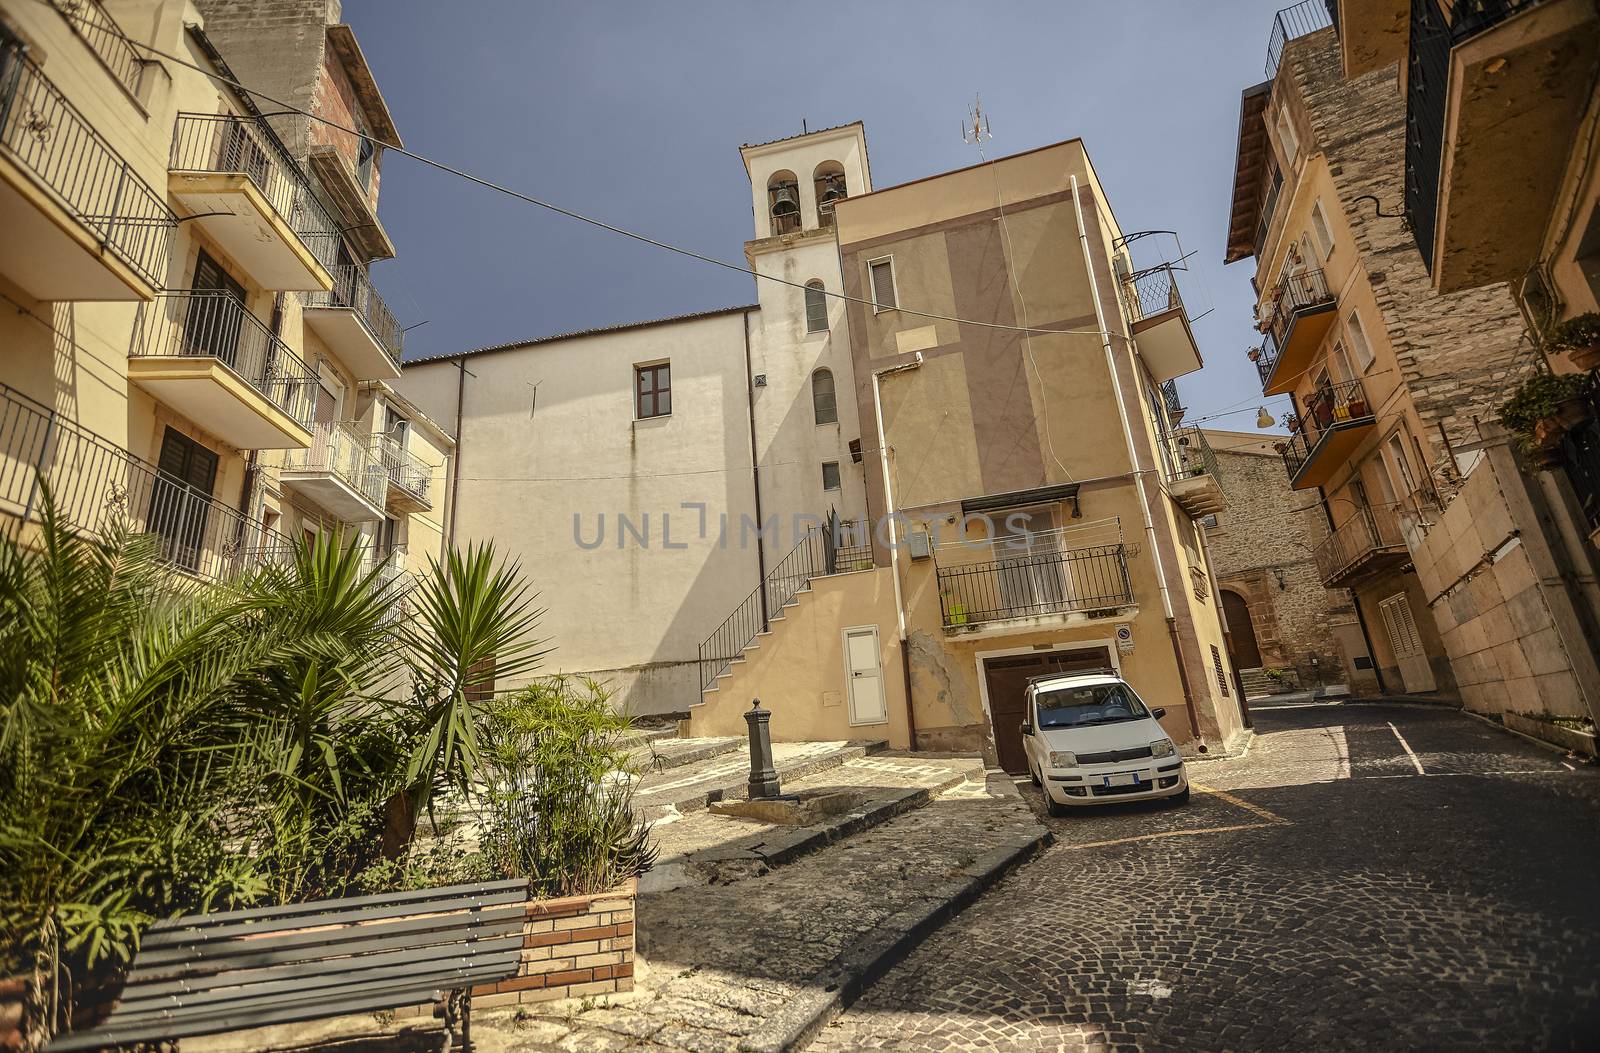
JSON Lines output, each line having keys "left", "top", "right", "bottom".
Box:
{"left": 1499, "top": 371, "right": 1591, "bottom": 450}
{"left": 1544, "top": 313, "right": 1600, "bottom": 354}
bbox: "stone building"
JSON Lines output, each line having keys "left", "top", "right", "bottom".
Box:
{"left": 1201, "top": 428, "right": 1375, "bottom": 696}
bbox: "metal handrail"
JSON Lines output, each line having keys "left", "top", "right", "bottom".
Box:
{"left": 937, "top": 542, "right": 1134, "bottom": 629}
{"left": 1120, "top": 264, "right": 1186, "bottom": 325}
{"left": 1266, "top": 0, "right": 1333, "bottom": 77}
{"left": 1160, "top": 379, "right": 1184, "bottom": 420}
{"left": 1165, "top": 426, "right": 1222, "bottom": 489}
{"left": 132, "top": 290, "right": 319, "bottom": 430}
{"left": 1279, "top": 377, "right": 1374, "bottom": 482}
{"left": 0, "top": 382, "right": 295, "bottom": 580}
{"left": 170, "top": 113, "right": 340, "bottom": 271}
{"left": 282, "top": 421, "right": 386, "bottom": 509}
{"left": 0, "top": 33, "right": 175, "bottom": 289}
{"left": 1314, "top": 503, "right": 1407, "bottom": 584}
{"left": 49, "top": 0, "right": 144, "bottom": 96}
{"left": 303, "top": 264, "right": 404, "bottom": 365}
{"left": 1260, "top": 269, "right": 1335, "bottom": 346}
{"left": 371, "top": 432, "right": 430, "bottom": 504}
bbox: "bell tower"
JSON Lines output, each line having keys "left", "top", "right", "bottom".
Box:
{"left": 740, "top": 123, "right": 872, "bottom": 241}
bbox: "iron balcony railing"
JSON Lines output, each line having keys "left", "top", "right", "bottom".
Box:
{"left": 1256, "top": 268, "right": 1336, "bottom": 386}
{"left": 170, "top": 112, "right": 340, "bottom": 271}
{"left": 303, "top": 264, "right": 404, "bottom": 367}
{"left": 282, "top": 421, "right": 386, "bottom": 510}
{"left": 1160, "top": 379, "right": 1185, "bottom": 423}
{"left": 1164, "top": 426, "right": 1222, "bottom": 488}
{"left": 0, "top": 383, "right": 295, "bottom": 580}
{"left": 49, "top": 0, "right": 145, "bottom": 96}
{"left": 1279, "top": 377, "right": 1375, "bottom": 483}
{"left": 364, "top": 545, "right": 416, "bottom": 622}
{"left": 938, "top": 538, "right": 1134, "bottom": 630}
{"left": 1119, "top": 264, "right": 1186, "bottom": 326}
{"left": 1315, "top": 503, "right": 1408, "bottom": 585}
{"left": 371, "top": 432, "right": 430, "bottom": 506}
{"left": 0, "top": 32, "right": 175, "bottom": 289}
{"left": 132, "top": 290, "right": 319, "bottom": 430}
{"left": 1266, "top": 0, "right": 1334, "bottom": 77}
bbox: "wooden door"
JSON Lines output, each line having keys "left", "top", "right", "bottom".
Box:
{"left": 1379, "top": 593, "right": 1436, "bottom": 693}
{"left": 983, "top": 647, "right": 1112, "bottom": 774}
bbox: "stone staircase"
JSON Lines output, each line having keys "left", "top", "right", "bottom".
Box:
{"left": 700, "top": 581, "right": 815, "bottom": 700}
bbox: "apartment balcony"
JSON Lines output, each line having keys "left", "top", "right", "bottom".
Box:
{"left": 168, "top": 113, "right": 337, "bottom": 292}
{"left": 129, "top": 290, "right": 317, "bottom": 451}
{"left": 1256, "top": 269, "right": 1338, "bottom": 395}
{"left": 1119, "top": 264, "right": 1203, "bottom": 383}
{"left": 371, "top": 432, "right": 432, "bottom": 513}
{"left": 1266, "top": 0, "right": 1334, "bottom": 76}
{"left": 46, "top": 0, "right": 147, "bottom": 99}
{"left": 937, "top": 533, "right": 1136, "bottom": 636}
{"left": 301, "top": 265, "right": 404, "bottom": 380}
{"left": 1278, "top": 377, "right": 1377, "bottom": 490}
{"left": 0, "top": 382, "right": 295, "bottom": 581}
{"left": 1164, "top": 426, "right": 1227, "bottom": 519}
{"left": 0, "top": 33, "right": 175, "bottom": 300}
{"left": 1315, "top": 503, "right": 1411, "bottom": 587}
{"left": 1327, "top": 0, "right": 1409, "bottom": 77}
{"left": 1406, "top": 0, "right": 1599, "bottom": 293}
{"left": 1160, "top": 379, "right": 1186, "bottom": 425}
{"left": 280, "top": 421, "right": 386, "bottom": 522}
{"left": 308, "top": 145, "right": 394, "bottom": 262}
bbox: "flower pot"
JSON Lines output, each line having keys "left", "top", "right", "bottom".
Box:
{"left": 1535, "top": 397, "right": 1591, "bottom": 448}
{"left": 1347, "top": 398, "right": 1368, "bottom": 418}
{"left": 1566, "top": 342, "right": 1600, "bottom": 372}
{"left": 1247, "top": 349, "right": 1262, "bottom": 362}
{"left": 1314, "top": 402, "right": 1334, "bottom": 427}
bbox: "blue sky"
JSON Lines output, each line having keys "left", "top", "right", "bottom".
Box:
{"left": 347, "top": 0, "right": 1296, "bottom": 432}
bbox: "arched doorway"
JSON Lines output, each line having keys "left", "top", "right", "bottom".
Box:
{"left": 1222, "top": 589, "right": 1263, "bottom": 669}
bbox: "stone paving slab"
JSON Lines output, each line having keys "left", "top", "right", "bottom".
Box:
{"left": 473, "top": 774, "right": 1050, "bottom": 1053}
{"left": 632, "top": 741, "right": 869, "bottom": 821}
{"left": 629, "top": 736, "right": 742, "bottom": 775}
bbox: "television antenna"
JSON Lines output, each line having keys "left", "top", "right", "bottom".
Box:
{"left": 963, "top": 95, "right": 991, "bottom": 147}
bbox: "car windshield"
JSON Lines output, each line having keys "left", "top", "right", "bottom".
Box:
{"left": 1034, "top": 682, "right": 1149, "bottom": 729}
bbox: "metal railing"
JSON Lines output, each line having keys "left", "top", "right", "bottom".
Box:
{"left": 132, "top": 290, "right": 319, "bottom": 430}
{"left": 364, "top": 544, "right": 416, "bottom": 622}
{"left": 1315, "top": 503, "right": 1408, "bottom": 585}
{"left": 371, "top": 432, "right": 430, "bottom": 506}
{"left": 1120, "top": 264, "right": 1186, "bottom": 325}
{"left": 170, "top": 113, "right": 340, "bottom": 271}
{"left": 49, "top": 0, "right": 144, "bottom": 96}
{"left": 303, "top": 264, "right": 404, "bottom": 366}
{"left": 0, "top": 383, "right": 295, "bottom": 580}
{"left": 1279, "top": 377, "right": 1374, "bottom": 482}
{"left": 1266, "top": 0, "right": 1334, "bottom": 77}
{"left": 282, "top": 421, "right": 386, "bottom": 510}
{"left": 0, "top": 33, "right": 175, "bottom": 289}
{"left": 1164, "top": 426, "right": 1222, "bottom": 488}
{"left": 1556, "top": 375, "right": 1600, "bottom": 534}
{"left": 937, "top": 540, "right": 1134, "bottom": 629}
{"left": 1160, "top": 379, "right": 1185, "bottom": 422}
{"left": 1256, "top": 269, "right": 1336, "bottom": 388}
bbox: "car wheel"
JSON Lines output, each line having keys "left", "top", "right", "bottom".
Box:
{"left": 1172, "top": 786, "right": 1191, "bottom": 806}
{"left": 1029, "top": 763, "right": 1041, "bottom": 787}
{"left": 1046, "top": 797, "right": 1069, "bottom": 818}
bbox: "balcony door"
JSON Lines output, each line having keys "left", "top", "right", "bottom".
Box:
{"left": 184, "top": 250, "right": 247, "bottom": 369}
{"left": 994, "top": 508, "right": 1067, "bottom": 616}
{"left": 147, "top": 427, "right": 218, "bottom": 574}
{"left": 219, "top": 118, "right": 273, "bottom": 190}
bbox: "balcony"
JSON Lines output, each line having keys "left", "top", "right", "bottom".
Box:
{"left": 1327, "top": 0, "right": 1410, "bottom": 77}
{"left": 937, "top": 531, "right": 1135, "bottom": 635}
{"left": 0, "top": 33, "right": 175, "bottom": 300}
{"left": 301, "top": 265, "right": 404, "bottom": 380}
{"left": 1406, "top": 0, "right": 1599, "bottom": 293}
{"left": 169, "top": 113, "right": 337, "bottom": 291}
{"left": 1119, "top": 264, "right": 1203, "bottom": 382}
{"left": 129, "top": 290, "right": 317, "bottom": 451}
{"left": 1256, "top": 269, "right": 1338, "bottom": 395}
{"left": 1160, "top": 379, "right": 1186, "bottom": 425}
{"left": 1279, "top": 377, "right": 1377, "bottom": 489}
{"left": 0, "top": 383, "right": 295, "bottom": 581}
{"left": 1316, "top": 503, "right": 1411, "bottom": 587}
{"left": 280, "top": 421, "right": 386, "bottom": 522}
{"left": 371, "top": 433, "right": 432, "bottom": 513}
{"left": 1163, "top": 426, "right": 1227, "bottom": 518}
{"left": 46, "top": 0, "right": 146, "bottom": 99}
{"left": 1266, "top": 0, "right": 1335, "bottom": 76}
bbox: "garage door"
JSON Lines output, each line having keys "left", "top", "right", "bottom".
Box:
{"left": 982, "top": 647, "right": 1113, "bottom": 774}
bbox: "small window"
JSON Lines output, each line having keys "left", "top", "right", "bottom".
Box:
{"left": 812, "top": 368, "right": 837, "bottom": 425}
{"left": 805, "top": 280, "right": 828, "bottom": 333}
{"left": 869, "top": 258, "right": 897, "bottom": 312}
{"left": 1310, "top": 199, "right": 1335, "bottom": 260}
{"left": 822, "top": 461, "right": 841, "bottom": 491}
{"left": 1275, "top": 106, "right": 1299, "bottom": 165}
{"left": 1345, "top": 310, "right": 1374, "bottom": 370}
{"left": 635, "top": 362, "right": 671, "bottom": 419}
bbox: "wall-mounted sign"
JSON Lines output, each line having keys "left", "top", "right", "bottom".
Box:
{"left": 1116, "top": 623, "right": 1134, "bottom": 655}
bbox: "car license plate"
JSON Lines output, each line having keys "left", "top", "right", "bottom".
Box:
{"left": 1104, "top": 772, "right": 1138, "bottom": 787}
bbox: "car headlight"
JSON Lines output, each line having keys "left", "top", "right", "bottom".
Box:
{"left": 1049, "top": 751, "right": 1077, "bottom": 769}
{"left": 1150, "top": 738, "right": 1176, "bottom": 758}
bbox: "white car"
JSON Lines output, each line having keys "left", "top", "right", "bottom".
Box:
{"left": 1019, "top": 669, "right": 1188, "bottom": 815}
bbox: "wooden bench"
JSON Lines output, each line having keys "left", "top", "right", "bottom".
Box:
{"left": 47, "top": 878, "right": 530, "bottom": 1052}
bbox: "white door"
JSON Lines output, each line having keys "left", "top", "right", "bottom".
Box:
{"left": 1378, "top": 593, "right": 1436, "bottom": 693}
{"left": 843, "top": 626, "right": 887, "bottom": 725}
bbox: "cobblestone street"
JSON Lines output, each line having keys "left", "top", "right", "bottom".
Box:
{"left": 811, "top": 703, "right": 1600, "bottom": 1052}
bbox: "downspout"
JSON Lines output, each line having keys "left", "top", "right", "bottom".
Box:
{"left": 873, "top": 352, "right": 924, "bottom": 749}
{"left": 1070, "top": 174, "right": 1205, "bottom": 748}
{"left": 448, "top": 356, "right": 466, "bottom": 549}
{"left": 742, "top": 310, "right": 769, "bottom": 629}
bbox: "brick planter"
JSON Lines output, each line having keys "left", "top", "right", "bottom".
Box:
{"left": 469, "top": 879, "right": 637, "bottom": 1009}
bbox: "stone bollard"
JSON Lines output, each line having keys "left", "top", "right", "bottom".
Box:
{"left": 745, "top": 698, "right": 781, "bottom": 799}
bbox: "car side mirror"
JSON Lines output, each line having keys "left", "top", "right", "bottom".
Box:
{"left": 1153, "top": 708, "right": 1167, "bottom": 720}
{"left": 1019, "top": 722, "right": 1032, "bottom": 736}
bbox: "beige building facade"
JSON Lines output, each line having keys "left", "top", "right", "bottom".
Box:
{"left": 0, "top": 0, "right": 443, "bottom": 601}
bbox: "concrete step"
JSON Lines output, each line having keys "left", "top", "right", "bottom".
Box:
{"left": 628, "top": 736, "right": 742, "bottom": 774}
{"left": 632, "top": 740, "right": 874, "bottom": 822}
{"left": 642, "top": 752, "right": 988, "bottom": 891}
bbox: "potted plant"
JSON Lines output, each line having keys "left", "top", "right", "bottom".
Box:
{"left": 1279, "top": 412, "right": 1299, "bottom": 432}
{"left": 1499, "top": 370, "right": 1592, "bottom": 453}
{"left": 1313, "top": 394, "right": 1334, "bottom": 427}
{"left": 1247, "top": 347, "right": 1262, "bottom": 362}
{"left": 1347, "top": 391, "right": 1369, "bottom": 417}
{"left": 1545, "top": 313, "right": 1600, "bottom": 372}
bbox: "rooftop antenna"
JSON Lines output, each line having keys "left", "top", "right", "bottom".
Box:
{"left": 802, "top": 118, "right": 808, "bottom": 134}
{"left": 962, "top": 95, "right": 991, "bottom": 147}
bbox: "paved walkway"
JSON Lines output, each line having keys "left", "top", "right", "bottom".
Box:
{"left": 809, "top": 703, "right": 1600, "bottom": 1052}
